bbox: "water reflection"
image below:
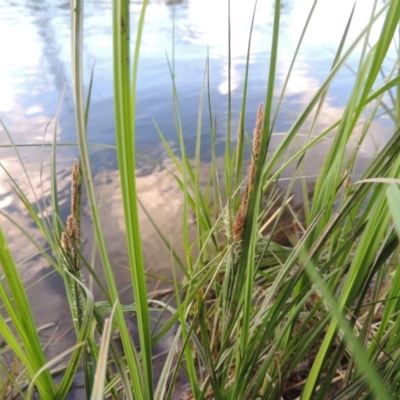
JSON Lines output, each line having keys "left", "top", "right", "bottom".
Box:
{"left": 1, "top": 0, "right": 393, "bottom": 146}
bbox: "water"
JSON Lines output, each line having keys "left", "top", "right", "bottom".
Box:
{"left": 0, "top": 0, "right": 395, "bottom": 395}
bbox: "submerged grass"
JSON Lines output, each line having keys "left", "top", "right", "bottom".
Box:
{"left": 1, "top": 0, "right": 400, "bottom": 399}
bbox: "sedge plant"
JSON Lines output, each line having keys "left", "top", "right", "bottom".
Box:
{"left": 1, "top": 0, "right": 400, "bottom": 399}
{"left": 155, "top": 1, "right": 400, "bottom": 399}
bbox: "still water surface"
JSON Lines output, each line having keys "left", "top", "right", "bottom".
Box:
{"left": 0, "top": 0, "right": 395, "bottom": 388}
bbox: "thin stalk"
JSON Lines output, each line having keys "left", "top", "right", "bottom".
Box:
{"left": 72, "top": 0, "right": 144, "bottom": 397}
{"left": 112, "top": 0, "right": 153, "bottom": 398}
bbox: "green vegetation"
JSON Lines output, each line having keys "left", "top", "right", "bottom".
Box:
{"left": 2, "top": 0, "right": 400, "bottom": 399}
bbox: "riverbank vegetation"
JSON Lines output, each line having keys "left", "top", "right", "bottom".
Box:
{"left": 2, "top": 0, "right": 400, "bottom": 399}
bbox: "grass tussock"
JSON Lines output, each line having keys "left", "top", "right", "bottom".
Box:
{"left": 1, "top": 0, "right": 400, "bottom": 399}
